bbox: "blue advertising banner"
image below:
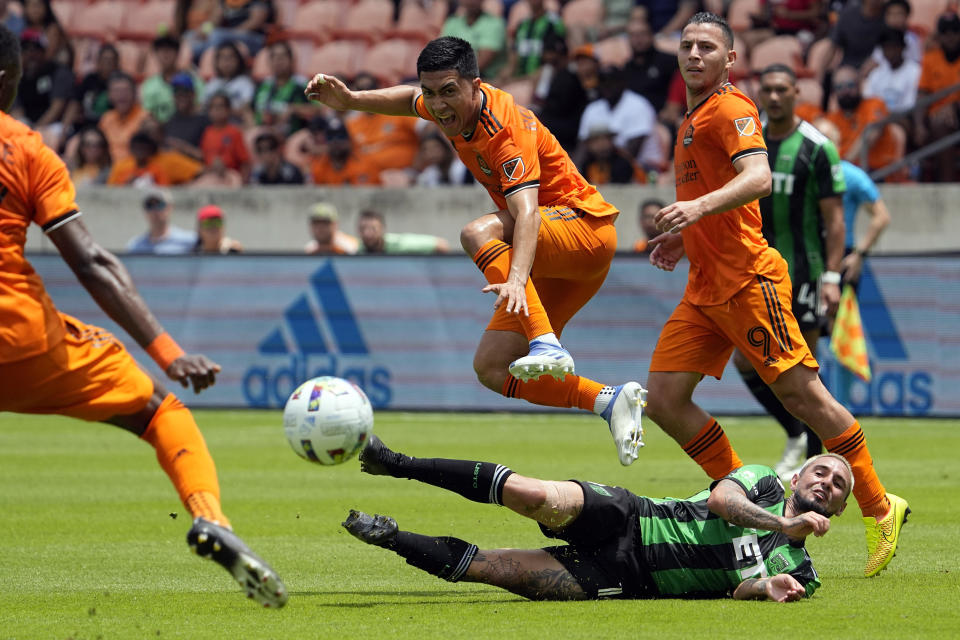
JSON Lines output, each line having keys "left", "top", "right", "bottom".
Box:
{"left": 28, "top": 254, "right": 960, "bottom": 415}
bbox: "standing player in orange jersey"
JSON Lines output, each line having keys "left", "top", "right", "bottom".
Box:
{"left": 641, "top": 12, "right": 908, "bottom": 578}
{"left": 0, "top": 26, "right": 286, "bottom": 608}
{"left": 306, "top": 37, "right": 645, "bottom": 465}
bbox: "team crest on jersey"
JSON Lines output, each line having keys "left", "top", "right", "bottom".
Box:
{"left": 735, "top": 117, "right": 756, "bottom": 136}
{"left": 476, "top": 154, "right": 493, "bottom": 176}
{"left": 682, "top": 124, "right": 695, "bottom": 147}
{"left": 501, "top": 156, "right": 524, "bottom": 181}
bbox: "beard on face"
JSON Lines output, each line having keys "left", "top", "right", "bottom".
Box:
{"left": 792, "top": 491, "right": 832, "bottom": 517}
{"left": 837, "top": 93, "right": 862, "bottom": 111}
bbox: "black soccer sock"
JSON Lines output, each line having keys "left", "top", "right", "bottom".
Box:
{"left": 387, "top": 455, "right": 514, "bottom": 506}
{"left": 805, "top": 425, "right": 823, "bottom": 457}
{"left": 390, "top": 531, "right": 478, "bottom": 582}
{"left": 740, "top": 369, "right": 806, "bottom": 438}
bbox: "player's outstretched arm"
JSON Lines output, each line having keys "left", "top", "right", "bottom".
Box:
{"left": 733, "top": 574, "right": 805, "bottom": 602}
{"left": 47, "top": 218, "right": 220, "bottom": 392}
{"left": 305, "top": 73, "right": 419, "bottom": 117}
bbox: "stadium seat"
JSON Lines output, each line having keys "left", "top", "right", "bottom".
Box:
{"left": 68, "top": 0, "right": 127, "bottom": 40}
{"left": 286, "top": 0, "right": 346, "bottom": 44}
{"left": 389, "top": 0, "right": 445, "bottom": 43}
{"left": 304, "top": 39, "right": 368, "bottom": 81}
{"left": 251, "top": 46, "right": 272, "bottom": 82}
{"left": 499, "top": 77, "right": 535, "bottom": 107}
{"left": 379, "top": 168, "right": 413, "bottom": 187}
{"left": 119, "top": 0, "right": 176, "bottom": 41}
{"left": 114, "top": 39, "right": 149, "bottom": 80}
{"left": 796, "top": 77, "right": 823, "bottom": 110}
{"left": 731, "top": 34, "right": 749, "bottom": 81}
{"left": 50, "top": 0, "right": 74, "bottom": 27}
{"left": 331, "top": 0, "right": 395, "bottom": 44}
{"left": 561, "top": 0, "right": 604, "bottom": 31}
{"left": 749, "top": 35, "right": 802, "bottom": 73}
{"left": 909, "top": 0, "right": 950, "bottom": 36}
{"left": 594, "top": 35, "right": 631, "bottom": 66}
{"left": 727, "top": 0, "right": 761, "bottom": 33}
{"left": 360, "top": 38, "right": 420, "bottom": 86}
{"left": 804, "top": 38, "right": 837, "bottom": 82}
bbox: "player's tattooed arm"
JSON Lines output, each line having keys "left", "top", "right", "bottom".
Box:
{"left": 707, "top": 479, "right": 785, "bottom": 532}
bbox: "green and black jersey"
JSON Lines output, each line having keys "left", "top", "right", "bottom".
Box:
{"left": 636, "top": 465, "right": 821, "bottom": 598}
{"left": 760, "top": 120, "right": 845, "bottom": 285}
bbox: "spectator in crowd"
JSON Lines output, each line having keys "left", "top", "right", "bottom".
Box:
{"left": 174, "top": 0, "right": 217, "bottom": 39}
{"left": 1, "top": 0, "right": 25, "bottom": 36}
{"left": 499, "top": 0, "right": 565, "bottom": 81}
{"left": 127, "top": 188, "right": 198, "bottom": 254}
{"left": 915, "top": 12, "right": 960, "bottom": 182}
{"left": 441, "top": 0, "right": 507, "bottom": 80}
{"left": 252, "top": 40, "right": 310, "bottom": 135}
{"left": 571, "top": 44, "right": 601, "bottom": 103}
{"left": 194, "top": 204, "right": 243, "bottom": 254}
{"left": 531, "top": 33, "right": 586, "bottom": 153}
{"left": 203, "top": 41, "right": 256, "bottom": 114}
{"left": 863, "top": 28, "right": 921, "bottom": 113}
{"left": 21, "top": 0, "right": 70, "bottom": 65}
{"left": 250, "top": 130, "right": 305, "bottom": 184}
{"left": 165, "top": 72, "right": 210, "bottom": 157}
{"left": 309, "top": 119, "right": 381, "bottom": 186}
{"left": 344, "top": 72, "right": 420, "bottom": 175}
{"left": 576, "top": 122, "right": 644, "bottom": 185}
{"left": 63, "top": 43, "right": 118, "bottom": 135}
{"left": 141, "top": 35, "right": 202, "bottom": 123}
{"left": 624, "top": 16, "right": 677, "bottom": 112}
{"left": 825, "top": 65, "right": 900, "bottom": 172}
{"left": 304, "top": 202, "right": 359, "bottom": 255}
{"left": 743, "top": 0, "right": 826, "bottom": 50}
{"left": 636, "top": 0, "right": 699, "bottom": 36}
{"left": 13, "top": 28, "right": 72, "bottom": 130}
{"left": 357, "top": 209, "right": 450, "bottom": 254}
{"left": 413, "top": 132, "right": 471, "bottom": 186}
{"left": 67, "top": 125, "right": 113, "bottom": 187}
{"left": 99, "top": 71, "right": 149, "bottom": 163}
{"left": 829, "top": 0, "right": 885, "bottom": 69}
{"left": 188, "top": 0, "right": 272, "bottom": 62}
{"left": 870, "top": 0, "right": 923, "bottom": 65}
{"left": 658, "top": 68, "right": 687, "bottom": 133}
{"left": 107, "top": 128, "right": 203, "bottom": 186}
{"left": 577, "top": 65, "right": 660, "bottom": 173}
{"left": 200, "top": 92, "right": 251, "bottom": 181}
{"left": 633, "top": 198, "right": 663, "bottom": 253}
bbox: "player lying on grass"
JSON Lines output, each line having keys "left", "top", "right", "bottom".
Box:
{"left": 343, "top": 436, "right": 853, "bottom": 601}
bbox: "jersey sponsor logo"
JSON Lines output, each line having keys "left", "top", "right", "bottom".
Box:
{"left": 735, "top": 117, "right": 757, "bottom": 136}
{"left": 243, "top": 261, "right": 392, "bottom": 409}
{"left": 586, "top": 481, "right": 612, "bottom": 497}
{"left": 769, "top": 552, "right": 789, "bottom": 574}
{"left": 682, "top": 124, "right": 695, "bottom": 147}
{"left": 476, "top": 154, "right": 493, "bottom": 176}
{"left": 501, "top": 156, "right": 524, "bottom": 182}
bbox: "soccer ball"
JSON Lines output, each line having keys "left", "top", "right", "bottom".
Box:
{"left": 283, "top": 376, "right": 374, "bottom": 465}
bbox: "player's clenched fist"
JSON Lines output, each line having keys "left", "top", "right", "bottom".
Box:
{"left": 304, "top": 73, "right": 353, "bottom": 111}
{"left": 166, "top": 354, "right": 221, "bottom": 393}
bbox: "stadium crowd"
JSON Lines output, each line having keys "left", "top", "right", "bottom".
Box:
{"left": 1, "top": 0, "right": 957, "bottom": 195}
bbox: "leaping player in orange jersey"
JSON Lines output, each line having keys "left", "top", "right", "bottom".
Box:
{"left": 0, "top": 26, "right": 285, "bottom": 607}
{"left": 640, "top": 12, "right": 908, "bottom": 578}
{"left": 306, "top": 37, "right": 645, "bottom": 465}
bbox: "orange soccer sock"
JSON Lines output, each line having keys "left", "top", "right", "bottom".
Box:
{"left": 502, "top": 374, "right": 603, "bottom": 411}
{"left": 682, "top": 418, "right": 744, "bottom": 480}
{"left": 141, "top": 393, "right": 230, "bottom": 527}
{"left": 473, "top": 240, "right": 553, "bottom": 340}
{"left": 824, "top": 422, "right": 889, "bottom": 518}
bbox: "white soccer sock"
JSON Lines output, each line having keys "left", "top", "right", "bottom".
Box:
{"left": 532, "top": 332, "right": 561, "bottom": 347}
{"left": 593, "top": 386, "right": 617, "bottom": 415}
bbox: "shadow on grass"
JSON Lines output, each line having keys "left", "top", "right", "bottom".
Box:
{"left": 290, "top": 589, "right": 526, "bottom": 606}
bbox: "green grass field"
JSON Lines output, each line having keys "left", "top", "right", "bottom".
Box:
{"left": 1, "top": 411, "right": 958, "bottom": 639}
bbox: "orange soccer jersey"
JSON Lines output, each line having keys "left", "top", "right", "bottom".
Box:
{"left": 0, "top": 112, "right": 80, "bottom": 363}
{"left": 414, "top": 83, "right": 618, "bottom": 217}
{"left": 825, "top": 97, "right": 898, "bottom": 171}
{"left": 673, "top": 83, "right": 783, "bottom": 306}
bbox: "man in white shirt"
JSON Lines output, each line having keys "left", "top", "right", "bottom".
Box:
{"left": 864, "top": 28, "right": 921, "bottom": 112}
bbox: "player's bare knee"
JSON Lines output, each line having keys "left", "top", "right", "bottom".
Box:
{"left": 530, "top": 481, "right": 583, "bottom": 529}
{"left": 502, "top": 474, "right": 548, "bottom": 515}
{"left": 460, "top": 219, "right": 487, "bottom": 255}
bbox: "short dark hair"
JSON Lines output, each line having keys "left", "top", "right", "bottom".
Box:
{"left": 417, "top": 37, "right": 479, "bottom": 79}
{"left": 759, "top": 63, "right": 797, "bottom": 82}
{"left": 884, "top": 0, "right": 911, "bottom": 15}
{"left": 640, "top": 198, "right": 665, "bottom": 211}
{"left": 108, "top": 71, "right": 136, "bottom": 90}
{"left": 130, "top": 132, "right": 158, "bottom": 153}
{"left": 685, "top": 12, "right": 734, "bottom": 49}
{"left": 254, "top": 131, "right": 279, "bottom": 150}
{"left": 359, "top": 209, "right": 385, "bottom": 225}
{"left": 0, "top": 24, "right": 21, "bottom": 75}
{"left": 153, "top": 34, "right": 180, "bottom": 50}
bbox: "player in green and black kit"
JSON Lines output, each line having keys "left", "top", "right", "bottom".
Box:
{"left": 342, "top": 436, "right": 852, "bottom": 602}
{"left": 733, "top": 63, "right": 847, "bottom": 481}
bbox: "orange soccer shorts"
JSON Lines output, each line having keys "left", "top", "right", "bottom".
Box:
{"left": 0, "top": 313, "right": 155, "bottom": 422}
{"left": 486, "top": 205, "right": 617, "bottom": 336}
{"left": 650, "top": 273, "right": 818, "bottom": 384}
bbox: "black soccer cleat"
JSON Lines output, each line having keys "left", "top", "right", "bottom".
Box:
{"left": 187, "top": 517, "right": 288, "bottom": 608}
{"left": 342, "top": 509, "right": 398, "bottom": 548}
{"left": 358, "top": 434, "right": 401, "bottom": 476}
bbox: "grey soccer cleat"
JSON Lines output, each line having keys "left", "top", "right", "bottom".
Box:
{"left": 601, "top": 382, "right": 647, "bottom": 466}
{"left": 508, "top": 339, "right": 575, "bottom": 382}
{"left": 187, "top": 517, "right": 288, "bottom": 608}
{"left": 342, "top": 509, "right": 398, "bottom": 547}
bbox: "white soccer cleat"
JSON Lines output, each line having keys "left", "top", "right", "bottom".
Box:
{"left": 774, "top": 432, "right": 808, "bottom": 482}
{"left": 508, "top": 339, "right": 575, "bottom": 382}
{"left": 601, "top": 382, "right": 647, "bottom": 466}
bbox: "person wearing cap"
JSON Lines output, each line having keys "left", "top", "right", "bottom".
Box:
{"left": 309, "top": 119, "right": 381, "bottom": 186}
{"left": 576, "top": 122, "right": 645, "bottom": 185}
{"left": 13, "top": 27, "right": 72, "bottom": 128}
{"left": 126, "top": 189, "right": 198, "bottom": 254}
{"left": 304, "top": 202, "right": 359, "bottom": 255}
{"left": 916, "top": 12, "right": 960, "bottom": 182}
{"left": 141, "top": 35, "right": 204, "bottom": 124}
{"left": 195, "top": 205, "right": 242, "bottom": 254}
{"left": 250, "top": 130, "right": 304, "bottom": 185}
{"left": 164, "top": 72, "right": 210, "bottom": 156}
{"left": 571, "top": 43, "right": 601, "bottom": 103}
{"left": 863, "top": 27, "right": 921, "bottom": 113}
